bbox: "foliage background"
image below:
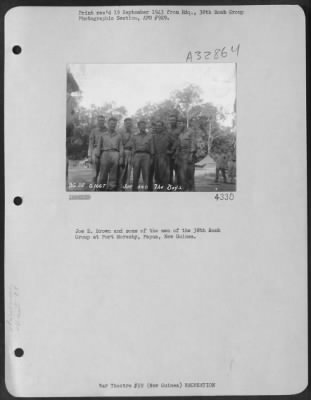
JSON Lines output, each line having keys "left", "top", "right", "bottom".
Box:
{"left": 67, "top": 72, "right": 236, "bottom": 162}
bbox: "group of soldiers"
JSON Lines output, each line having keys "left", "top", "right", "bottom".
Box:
{"left": 87, "top": 114, "right": 200, "bottom": 191}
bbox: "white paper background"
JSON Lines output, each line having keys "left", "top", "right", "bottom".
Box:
{"left": 5, "top": 5, "right": 307, "bottom": 397}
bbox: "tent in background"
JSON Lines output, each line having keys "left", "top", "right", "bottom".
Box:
{"left": 195, "top": 154, "right": 216, "bottom": 169}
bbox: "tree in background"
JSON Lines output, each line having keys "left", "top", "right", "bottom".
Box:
{"left": 134, "top": 84, "right": 236, "bottom": 162}
{"left": 67, "top": 102, "right": 128, "bottom": 160}
{"left": 66, "top": 81, "right": 236, "bottom": 162}
{"left": 171, "top": 84, "right": 203, "bottom": 126}
{"left": 134, "top": 99, "right": 177, "bottom": 125}
{"left": 134, "top": 85, "right": 207, "bottom": 127}
{"left": 209, "top": 128, "right": 236, "bottom": 158}
{"left": 66, "top": 69, "right": 83, "bottom": 161}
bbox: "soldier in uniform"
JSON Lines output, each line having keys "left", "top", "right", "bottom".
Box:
{"left": 153, "top": 120, "right": 174, "bottom": 191}
{"left": 176, "top": 117, "right": 196, "bottom": 191}
{"left": 88, "top": 115, "right": 107, "bottom": 184}
{"left": 132, "top": 120, "right": 154, "bottom": 191}
{"left": 119, "top": 118, "right": 134, "bottom": 190}
{"left": 215, "top": 151, "right": 228, "bottom": 183}
{"left": 167, "top": 114, "right": 180, "bottom": 186}
{"left": 96, "top": 117, "right": 123, "bottom": 191}
{"left": 148, "top": 121, "right": 156, "bottom": 191}
{"left": 227, "top": 151, "right": 236, "bottom": 184}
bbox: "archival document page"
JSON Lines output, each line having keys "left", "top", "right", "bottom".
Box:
{"left": 4, "top": 5, "right": 307, "bottom": 397}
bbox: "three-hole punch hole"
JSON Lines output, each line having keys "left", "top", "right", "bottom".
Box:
{"left": 12, "top": 45, "right": 22, "bottom": 55}
{"left": 13, "top": 196, "right": 23, "bottom": 206}
{"left": 14, "top": 348, "right": 24, "bottom": 357}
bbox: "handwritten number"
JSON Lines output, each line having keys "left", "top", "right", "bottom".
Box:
{"left": 231, "top": 44, "right": 240, "bottom": 56}
{"left": 204, "top": 51, "right": 211, "bottom": 60}
{"left": 221, "top": 47, "right": 228, "bottom": 57}
{"left": 186, "top": 45, "right": 240, "bottom": 62}
{"left": 214, "top": 49, "right": 220, "bottom": 60}
{"left": 195, "top": 51, "right": 202, "bottom": 61}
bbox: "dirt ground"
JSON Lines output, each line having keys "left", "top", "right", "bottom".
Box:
{"left": 67, "top": 160, "right": 236, "bottom": 192}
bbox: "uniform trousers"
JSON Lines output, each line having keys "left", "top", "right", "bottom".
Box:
{"left": 177, "top": 153, "right": 194, "bottom": 191}
{"left": 91, "top": 149, "right": 100, "bottom": 184}
{"left": 132, "top": 152, "right": 150, "bottom": 191}
{"left": 154, "top": 154, "right": 169, "bottom": 190}
{"left": 97, "top": 151, "right": 120, "bottom": 190}
{"left": 119, "top": 149, "right": 132, "bottom": 189}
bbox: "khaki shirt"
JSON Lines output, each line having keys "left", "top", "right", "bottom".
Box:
{"left": 88, "top": 127, "right": 107, "bottom": 157}
{"left": 96, "top": 130, "right": 123, "bottom": 156}
{"left": 153, "top": 130, "right": 174, "bottom": 155}
{"left": 167, "top": 126, "right": 180, "bottom": 140}
{"left": 120, "top": 129, "right": 134, "bottom": 151}
{"left": 215, "top": 154, "right": 228, "bottom": 169}
{"left": 132, "top": 132, "right": 154, "bottom": 154}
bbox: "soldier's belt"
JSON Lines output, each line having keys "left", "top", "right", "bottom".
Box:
{"left": 103, "top": 149, "right": 119, "bottom": 152}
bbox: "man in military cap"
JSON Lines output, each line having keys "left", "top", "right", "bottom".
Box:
{"left": 132, "top": 120, "right": 154, "bottom": 191}
{"left": 176, "top": 117, "right": 196, "bottom": 191}
{"left": 96, "top": 117, "right": 123, "bottom": 191}
{"left": 153, "top": 120, "right": 174, "bottom": 191}
{"left": 88, "top": 115, "right": 107, "bottom": 184}
{"left": 118, "top": 118, "right": 134, "bottom": 190}
{"left": 167, "top": 113, "right": 180, "bottom": 186}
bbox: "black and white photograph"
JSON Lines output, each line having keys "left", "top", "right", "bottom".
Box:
{"left": 5, "top": 4, "right": 308, "bottom": 397}
{"left": 66, "top": 63, "right": 237, "bottom": 192}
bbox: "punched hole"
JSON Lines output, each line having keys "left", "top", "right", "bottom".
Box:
{"left": 13, "top": 196, "right": 23, "bottom": 206}
{"left": 14, "top": 348, "right": 24, "bottom": 357}
{"left": 12, "top": 45, "right": 22, "bottom": 55}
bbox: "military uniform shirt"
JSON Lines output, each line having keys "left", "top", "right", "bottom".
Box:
{"left": 120, "top": 129, "right": 134, "bottom": 150}
{"left": 88, "top": 127, "right": 107, "bottom": 157}
{"left": 153, "top": 130, "right": 174, "bottom": 155}
{"left": 132, "top": 132, "right": 154, "bottom": 154}
{"left": 168, "top": 127, "right": 180, "bottom": 140}
{"left": 215, "top": 154, "right": 228, "bottom": 169}
{"left": 97, "top": 131, "right": 123, "bottom": 153}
